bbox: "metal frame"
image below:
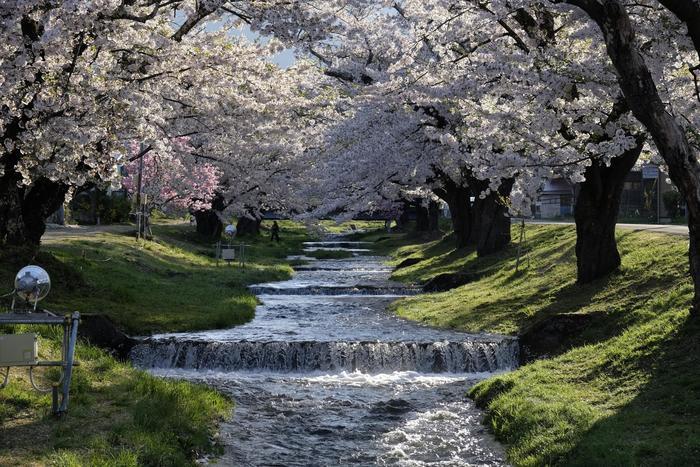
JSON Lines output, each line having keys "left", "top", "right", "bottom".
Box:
{"left": 0, "top": 310, "right": 80, "bottom": 416}
{"left": 214, "top": 241, "right": 249, "bottom": 267}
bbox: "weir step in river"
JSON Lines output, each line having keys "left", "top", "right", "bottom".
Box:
{"left": 131, "top": 240, "right": 516, "bottom": 466}
{"left": 131, "top": 339, "right": 518, "bottom": 373}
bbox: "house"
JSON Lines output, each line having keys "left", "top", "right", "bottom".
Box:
{"left": 534, "top": 179, "right": 575, "bottom": 219}
{"left": 532, "top": 165, "right": 684, "bottom": 221}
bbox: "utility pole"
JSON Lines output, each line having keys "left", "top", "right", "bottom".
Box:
{"left": 657, "top": 166, "right": 661, "bottom": 224}
{"left": 135, "top": 144, "right": 145, "bottom": 239}
{"left": 135, "top": 145, "right": 144, "bottom": 209}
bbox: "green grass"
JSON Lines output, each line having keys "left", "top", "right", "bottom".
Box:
{"left": 0, "top": 337, "right": 231, "bottom": 466}
{"left": 0, "top": 221, "right": 309, "bottom": 335}
{"left": 378, "top": 224, "right": 699, "bottom": 465}
{"left": 316, "top": 220, "right": 387, "bottom": 234}
{"left": 0, "top": 220, "right": 315, "bottom": 465}
{"left": 388, "top": 226, "right": 688, "bottom": 335}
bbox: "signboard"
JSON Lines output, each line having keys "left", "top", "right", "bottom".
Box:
{"left": 221, "top": 249, "right": 236, "bottom": 261}
{"left": 642, "top": 165, "right": 659, "bottom": 179}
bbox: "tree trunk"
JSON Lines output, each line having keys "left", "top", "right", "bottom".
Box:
{"left": 396, "top": 208, "right": 409, "bottom": 230}
{"left": 428, "top": 200, "right": 440, "bottom": 231}
{"left": 0, "top": 170, "right": 68, "bottom": 247}
{"left": 193, "top": 194, "right": 225, "bottom": 239}
{"left": 567, "top": 0, "right": 700, "bottom": 313}
{"left": 575, "top": 139, "right": 645, "bottom": 283}
{"left": 194, "top": 210, "right": 223, "bottom": 239}
{"left": 236, "top": 213, "right": 262, "bottom": 236}
{"left": 433, "top": 182, "right": 472, "bottom": 249}
{"left": 415, "top": 202, "right": 430, "bottom": 232}
{"left": 415, "top": 200, "right": 440, "bottom": 232}
{"left": 470, "top": 178, "right": 514, "bottom": 256}
{"left": 396, "top": 203, "right": 411, "bottom": 230}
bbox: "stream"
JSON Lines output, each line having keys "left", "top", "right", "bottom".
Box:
{"left": 130, "top": 239, "right": 517, "bottom": 466}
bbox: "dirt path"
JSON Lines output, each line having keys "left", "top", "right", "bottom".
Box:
{"left": 41, "top": 223, "right": 135, "bottom": 243}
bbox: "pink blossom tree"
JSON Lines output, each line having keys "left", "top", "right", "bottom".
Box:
{"left": 123, "top": 141, "right": 221, "bottom": 216}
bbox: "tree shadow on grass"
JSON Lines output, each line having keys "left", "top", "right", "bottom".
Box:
{"left": 562, "top": 313, "right": 700, "bottom": 466}
{"left": 455, "top": 259, "right": 685, "bottom": 358}
{"left": 524, "top": 269, "right": 687, "bottom": 350}
{"left": 395, "top": 225, "right": 578, "bottom": 285}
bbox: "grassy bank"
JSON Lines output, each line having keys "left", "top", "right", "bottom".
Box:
{"left": 0, "top": 220, "right": 312, "bottom": 465}
{"left": 25, "top": 220, "right": 309, "bottom": 334}
{"left": 379, "top": 225, "right": 699, "bottom": 465}
{"left": 0, "top": 339, "right": 231, "bottom": 466}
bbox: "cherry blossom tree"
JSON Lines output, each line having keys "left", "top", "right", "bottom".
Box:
{"left": 122, "top": 141, "right": 221, "bottom": 215}
{"left": 303, "top": 0, "right": 700, "bottom": 284}
{"left": 292, "top": 1, "right": 636, "bottom": 262}
{"left": 547, "top": 0, "right": 699, "bottom": 308}
{"left": 4, "top": 0, "right": 699, "bottom": 310}
{"left": 389, "top": 1, "right": 656, "bottom": 268}
{"left": 0, "top": 0, "right": 367, "bottom": 246}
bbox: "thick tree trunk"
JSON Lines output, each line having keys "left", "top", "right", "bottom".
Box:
{"left": 567, "top": 0, "right": 700, "bottom": 313}
{"left": 433, "top": 182, "right": 472, "bottom": 249}
{"left": 428, "top": 200, "right": 440, "bottom": 231}
{"left": 236, "top": 213, "right": 262, "bottom": 236}
{"left": 470, "top": 178, "right": 514, "bottom": 256}
{"left": 415, "top": 200, "right": 440, "bottom": 232}
{"left": 0, "top": 170, "right": 67, "bottom": 247}
{"left": 193, "top": 194, "right": 225, "bottom": 239}
{"left": 394, "top": 201, "right": 411, "bottom": 230}
{"left": 415, "top": 202, "right": 430, "bottom": 232}
{"left": 194, "top": 210, "right": 223, "bottom": 239}
{"left": 575, "top": 140, "right": 645, "bottom": 283}
{"left": 396, "top": 208, "right": 410, "bottom": 230}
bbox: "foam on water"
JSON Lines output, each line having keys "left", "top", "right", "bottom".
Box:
{"left": 304, "top": 246, "right": 373, "bottom": 252}
{"left": 131, "top": 241, "right": 515, "bottom": 466}
{"left": 132, "top": 339, "right": 518, "bottom": 373}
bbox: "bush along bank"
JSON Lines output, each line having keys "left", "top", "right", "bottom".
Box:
{"left": 380, "top": 224, "right": 699, "bottom": 466}
{"left": 0, "top": 221, "right": 313, "bottom": 465}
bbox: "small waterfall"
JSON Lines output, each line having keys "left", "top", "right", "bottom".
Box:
{"left": 293, "top": 266, "right": 392, "bottom": 272}
{"left": 248, "top": 285, "right": 422, "bottom": 295}
{"left": 131, "top": 240, "right": 518, "bottom": 465}
{"left": 303, "top": 241, "right": 372, "bottom": 248}
{"left": 130, "top": 339, "right": 519, "bottom": 374}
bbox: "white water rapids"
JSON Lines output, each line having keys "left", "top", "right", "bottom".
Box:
{"left": 131, "top": 240, "right": 516, "bottom": 466}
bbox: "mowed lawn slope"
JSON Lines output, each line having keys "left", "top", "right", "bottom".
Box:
{"left": 0, "top": 221, "right": 309, "bottom": 465}
{"left": 381, "top": 225, "right": 699, "bottom": 465}
{"left": 34, "top": 221, "right": 309, "bottom": 334}
{"left": 0, "top": 339, "right": 231, "bottom": 466}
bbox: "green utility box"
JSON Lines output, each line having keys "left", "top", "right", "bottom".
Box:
{"left": 0, "top": 333, "right": 38, "bottom": 366}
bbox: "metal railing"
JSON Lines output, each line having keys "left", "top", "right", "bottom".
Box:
{"left": 214, "top": 241, "right": 250, "bottom": 267}
{"left": 0, "top": 310, "right": 80, "bottom": 416}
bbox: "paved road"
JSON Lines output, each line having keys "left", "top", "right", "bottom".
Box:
{"left": 519, "top": 219, "right": 689, "bottom": 236}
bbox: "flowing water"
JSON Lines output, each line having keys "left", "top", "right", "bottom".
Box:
{"left": 131, "top": 240, "right": 517, "bottom": 466}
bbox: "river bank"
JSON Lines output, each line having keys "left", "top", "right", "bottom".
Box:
{"left": 0, "top": 221, "right": 314, "bottom": 465}
{"left": 370, "top": 224, "right": 699, "bottom": 465}
{"left": 130, "top": 239, "right": 516, "bottom": 465}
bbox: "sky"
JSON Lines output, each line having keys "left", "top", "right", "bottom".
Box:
{"left": 199, "top": 16, "right": 297, "bottom": 69}
{"left": 235, "top": 24, "right": 297, "bottom": 68}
